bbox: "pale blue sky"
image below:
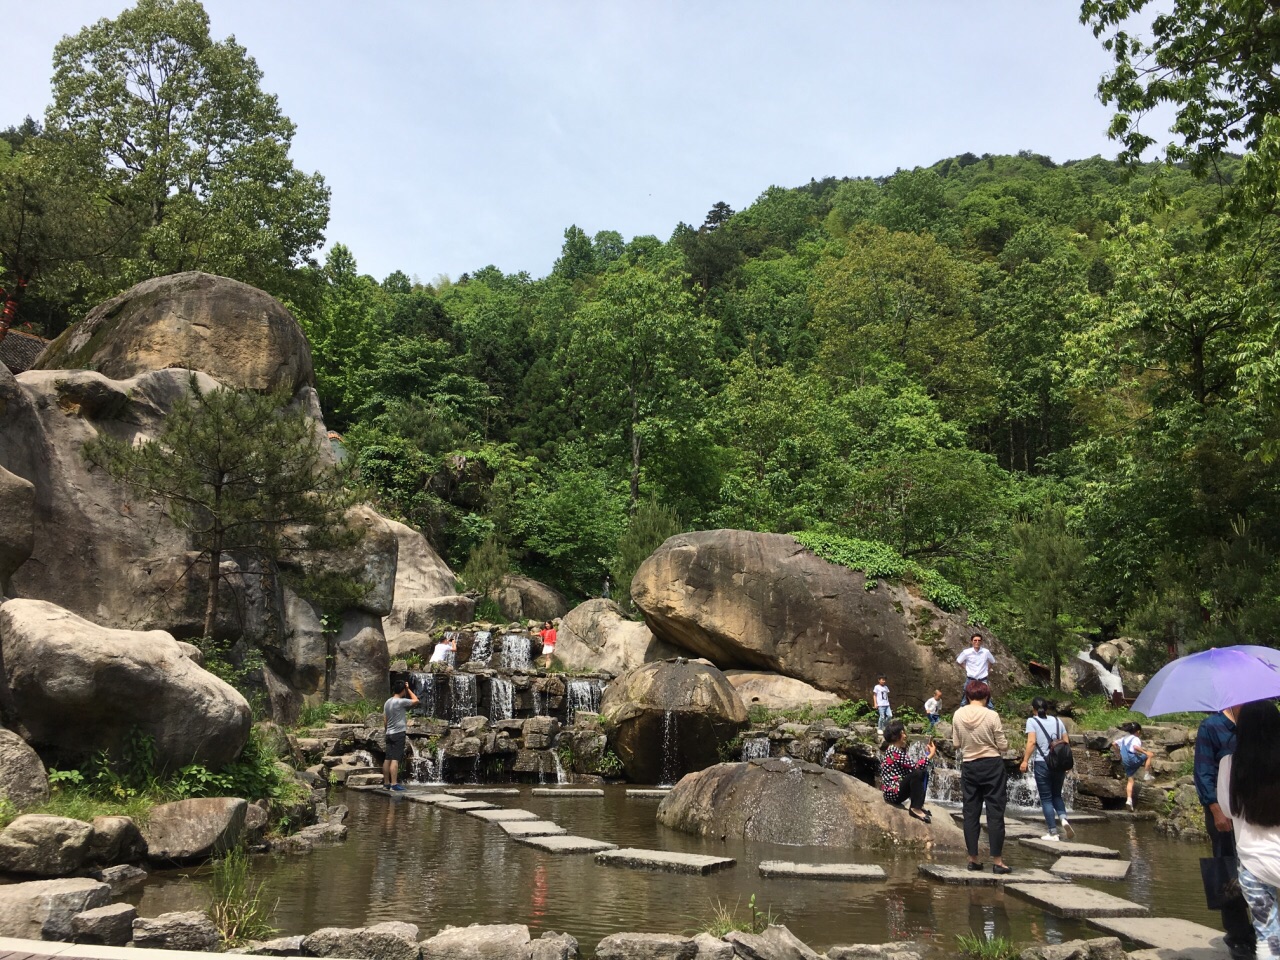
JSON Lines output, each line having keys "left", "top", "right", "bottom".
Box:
{"left": 10, "top": 2, "right": 1147, "bottom": 283}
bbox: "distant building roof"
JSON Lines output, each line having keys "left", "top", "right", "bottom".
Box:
{"left": 0, "top": 331, "right": 49, "bottom": 375}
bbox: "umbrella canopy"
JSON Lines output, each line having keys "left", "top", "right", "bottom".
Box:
{"left": 1130, "top": 646, "right": 1280, "bottom": 717}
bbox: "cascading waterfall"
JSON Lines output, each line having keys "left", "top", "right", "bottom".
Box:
{"left": 821, "top": 744, "right": 836, "bottom": 767}
{"left": 552, "top": 747, "right": 567, "bottom": 784}
{"left": 910, "top": 741, "right": 960, "bottom": 804}
{"left": 915, "top": 742, "right": 1076, "bottom": 812}
{"left": 489, "top": 677, "right": 514, "bottom": 721}
{"left": 469, "top": 631, "right": 492, "bottom": 664}
{"left": 408, "top": 671, "right": 436, "bottom": 717}
{"left": 740, "top": 737, "right": 770, "bottom": 761}
{"left": 450, "top": 674, "right": 477, "bottom": 721}
{"left": 658, "top": 710, "right": 680, "bottom": 786}
{"left": 501, "top": 634, "right": 532, "bottom": 671}
{"left": 531, "top": 686, "right": 545, "bottom": 716}
{"left": 435, "top": 744, "right": 447, "bottom": 783}
{"left": 566, "top": 678, "right": 603, "bottom": 723}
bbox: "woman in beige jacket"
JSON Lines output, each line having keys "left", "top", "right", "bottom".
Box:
{"left": 953, "top": 679, "right": 1012, "bottom": 873}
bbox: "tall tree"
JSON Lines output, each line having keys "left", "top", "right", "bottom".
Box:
{"left": 1008, "top": 502, "right": 1088, "bottom": 690}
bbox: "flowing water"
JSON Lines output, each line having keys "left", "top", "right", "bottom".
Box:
{"left": 500, "top": 634, "right": 532, "bottom": 671}
{"left": 489, "top": 678, "right": 514, "bottom": 722}
{"left": 128, "top": 787, "right": 1220, "bottom": 958}
{"left": 658, "top": 711, "right": 679, "bottom": 786}
{"left": 469, "top": 631, "right": 492, "bottom": 665}
{"left": 407, "top": 672, "right": 436, "bottom": 718}
{"left": 449, "top": 674, "right": 477, "bottom": 722}
{"left": 740, "top": 737, "right": 770, "bottom": 761}
{"left": 566, "top": 679, "right": 604, "bottom": 723}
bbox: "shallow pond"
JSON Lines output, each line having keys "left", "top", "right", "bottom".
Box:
{"left": 129, "top": 786, "right": 1219, "bottom": 957}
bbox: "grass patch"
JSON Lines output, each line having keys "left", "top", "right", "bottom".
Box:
{"left": 208, "top": 847, "right": 277, "bottom": 947}
{"left": 956, "top": 933, "right": 1016, "bottom": 960}
{"left": 0, "top": 791, "right": 156, "bottom": 830}
{"left": 689, "top": 894, "right": 779, "bottom": 937}
{"left": 1000, "top": 686, "right": 1203, "bottom": 731}
{"left": 296, "top": 699, "right": 384, "bottom": 729}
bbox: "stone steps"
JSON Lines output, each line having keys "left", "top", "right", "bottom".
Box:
{"left": 531, "top": 788, "right": 604, "bottom": 797}
{"left": 1004, "top": 882, "right": 1148, "bottom": 918}
{"left": 1019, "top": 837, "right": 1121, "bottom": 858}
{"left": 596, "top": 848, "right": 736, "bottom": 875}
{"left": 498, "top": 820, "right": 566, "bottom": 837}
{"left": 918, "top": 865, "right": 1061, "bottom": 885}
{"left": 759, "top": 862, "right": 884, "bottom": 881}
{"left": 1049, "top": 856, "right": 1131, "bottom": 880}
{"left": 465, "top": 808, "right": 542, "bottom": 822}
{"left": 1088, "top": 917, "right": 1229, "bottom": 958}
{"left": 625, "top": 789, "right": 671, "bottom": 798}
{"left": 512, "top": 835, "right": 617, "bottom": 854}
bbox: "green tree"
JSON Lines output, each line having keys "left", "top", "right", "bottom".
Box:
{"left": 45, "top": 0, "right": 329, "bottom": 288}
{"left": 84, "top": 377, "right": 354, "bottom": 637}
{"left": 608, "top": 498, "right": 684, "bottom": 615}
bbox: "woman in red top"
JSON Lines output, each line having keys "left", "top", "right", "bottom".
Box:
{"left": 879, "top": 720, "right": 935, "bottom": 823}
{"left": 538, "top": 621, "right": 557, "bottom": 668}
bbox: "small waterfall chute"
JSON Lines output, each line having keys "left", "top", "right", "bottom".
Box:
{"left": 451, "top": 674, "right": 477, "bottom": 722}
{"left": 740, "top": 737, "right": 770, "bottom": 761}
{"left": 489, "top": 677, "right": 514, "bottom": 721}
{"left": 566, "top": 678, "right": 603, "bottom": 723}
{"left": 658, "top": 710, "right": 679, "bottom": 786}
{"left": 500, "top": 634, "right": 532, "bottom": 671}
{"left": 469, "top": 631, "right": 492, "bottom": 664}
{"left": 408, "top": 671, "right": 436, "bottom": 717}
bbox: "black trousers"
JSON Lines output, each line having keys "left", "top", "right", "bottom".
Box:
{"left": 886, "top": 767, "right": 928, "bottom": 810}
{"left": 961, "top": 756, "right": 1007, "bottom": 858}
{"left": 1205, "top": 806, "right": 1256, "bottom": 950}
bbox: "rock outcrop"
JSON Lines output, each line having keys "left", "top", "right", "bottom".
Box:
{"left": 0, "top": 728, "right": 49, "bottom": 809}
{"left": 724, "top": 670, "right": 842, "bottom": 713}
{"left": 492, "top": 574, "right": 569, "bottom": 623}
{"left": 0, "top": 463, "right": 34, "bottom": 596}
{"left": 35, "top": 271, "right": 315, "bottom": 394}
{"left": 140, "top": 797, "right": 248, "bottom": 862}
{"left": 0, "top": 815, "right": 93, "bottom": 876}
{"left": 0, "top": 877, "right": 111, "bottom": 940}
{"left": 632, "top": 531, "right": 1028, "bottom": 708}
{"left": 131, "top": 910, "right": 221, "bottom": 952}
{"left": 0, "top": 600, "right": 251, "bottom": 769}
{"left": 656, "top": 758, "right": 967, "bottom": 852}
{"left": 382, "top": 519, "right": 470, "bottom": 638}
{"left": 421, "top": 923, "right": 533, "bottom": 960}
{"left": 599, "top": 660, "right": 748, "bottom": 784}
{"left": 555, "top": 600, "right": 681, "bottom": 675}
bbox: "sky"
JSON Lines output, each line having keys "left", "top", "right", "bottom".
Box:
{"left": 8, "top": 2, "right": 1152, "bottom": 283}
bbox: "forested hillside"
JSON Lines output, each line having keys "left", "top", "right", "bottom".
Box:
{"left": 5, "top": 0, "right": 1280, "bottom": 678}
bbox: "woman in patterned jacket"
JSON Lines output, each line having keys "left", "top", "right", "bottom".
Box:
{"left": 879, "top": 719, "right": 935, "bottom": 823}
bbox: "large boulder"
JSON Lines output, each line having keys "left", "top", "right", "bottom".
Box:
{"left": 632, "top": 531, "right": 1028, "bottom": 708}
{"left": 656, "top": 758, "right": 967, "bottom": 852}
{"left": 131, "top": 910, "right": 221, "bottom": 951}
{"left": 0, "top": 463, "right": 34, "bottom": 594}
{"left": 140, "top": 797, "right": 247, "bottom": 862}
{"left": 0, "top": 599, "right": 251, "bottom": 769}
{"left": 0, "top": 815, "right": 93, "bottom": 876}
{"left": 0, "top": 877, "right": 111, "bottom": 939}
{"left": 330, "top": 611, "right": 391, "bottom": 703}
{"left": 556, "top": 599, "right": 681, "bottom": 675}
{"left": 724, "top": 670, "right": 842, "bottom": 713}
{"left": 491, "top": 574, "right": 569, "bottom": 623}
{"left": 421, "top": 923, "right": 532, "bottom": 960}
{"left": 302, "top": 922, "right": 422, "bottom": 960}
{"left": 599, "top": 660, "right": 748, "bottom": 784}
{"left": 0, "top": 727, "right": 49, "bottom": 808}
{"left": 35, "top": 271, "right": 314, "bottom": 394}
{"left": 382, "top": 519, "right": 465, "bottom": 639}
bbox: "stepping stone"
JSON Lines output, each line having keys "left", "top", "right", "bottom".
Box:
{"left": 1020, "top": 838, "right": 1121, "bottom": 858}
{"left": 531, "top": 788, "right": 604, "bottom": 796}
{"left": 1062, "top": 813, "right": 1104, "bottom": 823}
{"left": 410, "top": 793, "right": 464, "bottom": 805}
{"left": 993, "top": 821, "right": 1040, "bottom": 839}
{"left": 345, "top": 773, "right": 384, "bottom": 787}
{"left": 451, "top": 787, "right": 521, "bottom": 795}
{"left": 1005, "top": 882, "right": 1147, "bottom": 918}
{"left": 918, "top": 864, "right": 1062, "bottom": 885}
{"left": 466, "top": 808, "right": 542, "bottom": 822}
{"left": 431, "top": 799, "right": 497, "bottom": 811}
{"left": 1088, "top": 917, "right": 1228, "bottom": 956}
{"left": 950, "top": 811, "right": 1024, "bottom": 824}
{"left": 596, "top": 848, "right": 736, "bottom": 875}
{"left": 626, "top": 789, "right": 672, "bottom": 798}
{"left": 513, "top": 834, "right": 617, "bottom": 854}
{"left": 759, "top": 861, "right": 885, "bottom": 881}
{"left": 499, "top": 820, "right": 567, "bottom": 837}
{"left": 1050, "top": 856, "right": 1131, "bottom": 881}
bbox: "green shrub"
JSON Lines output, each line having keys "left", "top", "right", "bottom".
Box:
{"left": 956, "top": 934, "right": 1016, "bottom": 960}
{"left": 208, "top": 846, "right": 277, "bottom": 947}
{"left": 826, "top": 699, "right": 873, "bottom": 727}
{"left": 691, "top": 894, "right": 779, "bottom": 937}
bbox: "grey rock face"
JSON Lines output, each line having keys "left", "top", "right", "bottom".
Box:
{"left": 0, "top": 814, "right": 93, "bottom": 876}
{"left": 141, "top": 797, "right": 248, "bottom": 862}
{"left": 556, "top": 599, "right": 681, "bottom": 675}
{"left": 724, "top": 925, "right": 819, "bottom": 960}
{"left": 132, "top": 910, "right": 222, "bottom": 951}
{"left": 0, "top": 728, "right": 49, "bottom": 809}
{"left": 421, "top": 923, "right": 533, "bottom": 960}
{"left": 88, "top": 815, "right": 145, "bottom": 864}
{"left": 0, "top": 876, "right": 111, "bottom": 939}
{"left": 301, "top": 922, "right": 422, "bottom": 960}
{"left": 72, "top": 902, "right": 137, "bottom": 945}
{"left": 594, "top": 933, "right": 698, "bottom": 960}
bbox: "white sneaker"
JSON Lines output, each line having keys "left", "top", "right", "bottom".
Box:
{"left": 1060, "top": 818, "right": 1075, "bottom": 841}
{"left": 1125, "top": 798, "right": 1134, "bottom": 810}
{"left": 1143, "top": 772, "right": 1154, "bottom": 782}
{"left": 1040, "top": 833, "right": 1060, "bottom": 841}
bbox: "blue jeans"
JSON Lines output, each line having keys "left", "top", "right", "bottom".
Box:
{"left": 1240, "top": 863, "right": 1280, "bottom": 958}
{"left": 928, "top": 713, "right": 941, "bottom": 727}
{"left": 877, "top": 706, "right": 892, "bottom": 729}
{"left": 1032, "top": 759, "right": 1067, "bottom": 832}
{"left": 960, "top": 682, "right": 996, "bottom": 709}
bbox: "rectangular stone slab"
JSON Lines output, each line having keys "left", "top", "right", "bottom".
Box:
{"left": 498, "top": 820, "right": 567, "bottom": 837}
{"left": 466, "top": 808, "right": 542, "bottom": 822}
{"left": 1061, "top": 813, "right": 1104, "bottom": 823}
{"left": 626, "top": 789, "right": 672, "bottom": 798}
{"left": 430, "top": 800, "right": 496, "bottom": 811}
{"left": 409, "top": 793, "right": 464, "bottom": 805}
{"left": 1050, "top": 856, "right": 1131, "bottom": 880}
{"left": 950, "top": 811, "right": 1024, "bottom": 824}
{"left": 1020, "top": 838, "right": 1121, "bottom": 858}
{"left": 1004, "top": 882, "right": 1147, "bottom": 918}
{"left": 918, "top": 864, "right": 1063, "bottom": 885}
{"left": 531, "top": 788, "right": 604, "bottom": 797}
{"left": 759, "top": 861, "right": 885, "bottom": 881}
{"left": 596, "top": 848, "right": 736, "bottom": 875}
{"left": 450, "top": 787, "right": 521, "bottom": 795}
{"left": 1088, "top": 916, "right": 1227, "bottom": 953}
{"left": 513, "top": 834, "right": 617, "bottom": 854}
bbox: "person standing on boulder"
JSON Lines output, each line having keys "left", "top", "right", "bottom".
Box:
{"left": 957, "top": 634, "right": 997, "bottom": 709}
{"left": 382, "top": 680, "right": 419, "bottom": 791}
{"left": 873, "top": 676, "right": 892, "bottom": 733}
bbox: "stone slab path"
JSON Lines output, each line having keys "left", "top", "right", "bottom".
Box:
{"left": 1020, "top": 837, "right": 1120, "bottom": 858}
{"left": 950, "top": 811, "right": 1024, "bottom": 824}
{"left": 918, "top": 865, "right": 1062, "bottom": 885}
{"left": 407, "top": 793, "right": 462, "bottom": 805}
{"left": 625, "top": 789, "right": 672, "bottom": 798}
{"left": 466, "top": 808, "right": 542, "bottom": 822}
{"left": 429, "top": 799, "right": 496, "bottom": 811}
{"left": 450, "top": 787, "right": 521, "bottom": 795}
{"left": 1061, "top": 813, "right": 1105, "bottom": 823}
{"left": 759, "top": 861, "right": 885, "bottom": 881}
{"left": 1005, "top": 882, "right": 1148, "bottom": 918}
{"left": 596, "top": 848, "right": 736, "bottom": 875}
{"left": 531, "top": 788, "right": 604, "bottom": 797}
{"left": 513, "top": 835, "right": 617, "bottom": 854}
{"left": 1050, "top": 856, "right": 1131, "bottom": 880}
{"left": 1089, "top": 917, "right": 1229, "bottom": 959}
{"left": 498, "top": 820, "right": 566, "bottom": 837}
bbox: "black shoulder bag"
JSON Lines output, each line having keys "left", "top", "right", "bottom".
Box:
{"left": 1034, "top": 718, "right": 1075, "bottom": 772}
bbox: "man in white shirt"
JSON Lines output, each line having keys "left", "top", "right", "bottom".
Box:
{"left": 956, "top": 634, "right": 996, "bottom": 708}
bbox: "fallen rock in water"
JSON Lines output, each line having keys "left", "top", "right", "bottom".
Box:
{"left": 71, "top": 902, "right": 137, "bottom": 946}
{"left": 657, "top": 758, "right": 966, "bottom": 852}
{"left": 1, "top": 599, "right": 251, "bottom": 770}
{"left": 141, "top": 797, "right": 247, "bottom": 863}
{"left": 0, "top": 877, "right": 111, "bottom": 939}
{"left": 631, "top": 530, "right": 1027, "bottom": 708}
{"left": 724, "top": 924, "right": 819, "bottom": 960}
{"left": 421, "top": 922, "right": 532, "bottom": 960}
{"left": 35, "top": 271, "right": 315, "bottom": 394}
{"left": 302, "top": 921, "right": 422, "bottom": 960}
{"left": 0, "top": 728, "right": 49, "bottom": 809}
{"left": 599, "top": 659, "right": 748, "bottom": 784}
{"left": 555, "top": 600, "right": 681, "bottom": 675}
{"left": 491, "top": 574, "right": 569, "bottom": 623}
{"left": 0, "top": 814, "right": 93, "bottom": 876}
{"left": 131, "top": 910, "right": 221, "bottom": 952}
{"left": 595, "top": 933, "right": 697, "bottom": 960}
{"left": 724, "top": 670, "right": 842, "bottom": 713}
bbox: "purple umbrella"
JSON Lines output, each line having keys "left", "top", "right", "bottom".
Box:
{"left": 1131, "top": 646, "right": 1280, "bottom": 716}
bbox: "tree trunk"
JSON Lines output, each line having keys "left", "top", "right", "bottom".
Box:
{"left": 202, "top": 484, "right": 223, "bottom": 638}
{"left": 628, "top": 385, "right": 640, "bottom": 514}
{"left": 1052, "top": 649, "right": 1061, "bottom": 692}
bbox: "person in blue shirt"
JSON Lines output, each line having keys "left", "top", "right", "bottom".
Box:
{"left": 1196, "top": 706, "right": 1256, "bottom": 960}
